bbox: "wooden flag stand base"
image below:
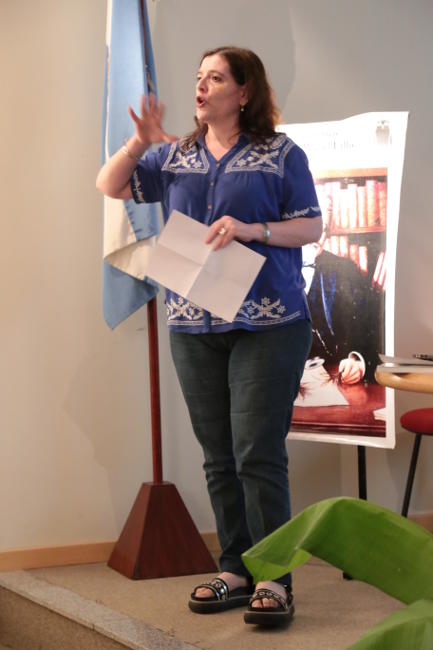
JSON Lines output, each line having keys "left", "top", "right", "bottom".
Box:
{"left": 108, "top": 481, "right": 217, "bottom": 579}
{"left": 108, "top": 298, "right": 217, "bottom": 579}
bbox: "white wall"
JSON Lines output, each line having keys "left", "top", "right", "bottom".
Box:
{"left": 1, "top": 0, "right": 432, "bottom": 552}
{"left": 0, "top": 0, "right": 154, "bottom": 548}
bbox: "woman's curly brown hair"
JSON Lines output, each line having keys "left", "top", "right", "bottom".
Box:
{"left": 183, "top": 46, "right": 281, "bottom": 149}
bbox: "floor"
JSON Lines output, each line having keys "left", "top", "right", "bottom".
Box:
{"left": 9, "top": 557, "right": 403, "bottom": 650}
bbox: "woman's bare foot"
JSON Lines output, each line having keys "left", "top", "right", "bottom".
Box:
{"left": 251, "top": 580, "right": 288, "bottom": 608}
{"left": 194, "top": 572, "right": 249, "bottom": 599}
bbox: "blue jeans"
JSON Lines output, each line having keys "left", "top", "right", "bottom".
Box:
{"left": 169, "top": 320, "right": 312, "bottom": 586}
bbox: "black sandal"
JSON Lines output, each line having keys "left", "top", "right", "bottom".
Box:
{"left": 189, "top": 576, "right": 254, "bottom": 614}
{"left": 244, "top": 586, "right": 294, "bottom": 627}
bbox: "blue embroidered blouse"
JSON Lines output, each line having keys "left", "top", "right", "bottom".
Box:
{"left": 130, "top": 132, "right": 321, "bottom": 333}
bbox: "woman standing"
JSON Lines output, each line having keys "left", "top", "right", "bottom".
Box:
{"left": 97, "top": 46, "right": 322, "bottom": 627}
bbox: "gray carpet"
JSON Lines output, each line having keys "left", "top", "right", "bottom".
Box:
{"left": 26, "top": 558, "right": 401, "bottom": 650}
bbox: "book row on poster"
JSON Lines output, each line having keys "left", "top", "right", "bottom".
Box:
{"left": 315, "top": 179, "right": 387, "bottom": 231}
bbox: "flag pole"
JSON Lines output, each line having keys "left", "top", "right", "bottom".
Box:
{"left": 147, "top": 296, "right": 163, "bottom": 484}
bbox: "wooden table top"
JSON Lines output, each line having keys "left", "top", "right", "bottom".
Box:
{"left": 375, "top": 370, "right": 433, "bottom": 395}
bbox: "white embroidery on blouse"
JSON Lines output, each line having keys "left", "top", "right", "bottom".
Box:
{"left": 166, "top": 296, "right": 204, "bottom": 322}
{"left": 166, "top": 295, "right": 302, "bottom": 328}
{"left": 211, "top": 305, "right": 302, "bottom": 327}
{"left": 225, "top": 135, "right": 295, "bottom": 177}
{"left": 282, "top": 206, "right": 322, "bottom": 220}
{"left": 238, "top": 297, "right": 287, "bottom": 320}
{"left": 162, "top": 141, "right": 209, "bottom": 174}
{"left": 132, "top": 169, "right": 145, "bottom": 203}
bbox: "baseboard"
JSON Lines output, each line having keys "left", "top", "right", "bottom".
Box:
{"left": 201, "top": 531, "right": 220, "bottom": 555}
{"left": 0, "top": 542, "right": 116, "bottom": 572}
{"left": 2, "top": 516, "right": 430, "bottom": 572}
{"left": 408, "top": 512, "right": 433, "bottom": 533}
{"left": 0, "top": 533, "right": 221, "bottom": 572}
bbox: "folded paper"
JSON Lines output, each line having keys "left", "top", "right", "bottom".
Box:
{"left": 146, "top": 210, "right": 266, "bottom": 322}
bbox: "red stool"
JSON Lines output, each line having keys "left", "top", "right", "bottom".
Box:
{"left": 400, "top": 408, "right": 433, "bottom": 517}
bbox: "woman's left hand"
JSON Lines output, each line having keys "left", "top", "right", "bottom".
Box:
{"left": 205, "top": 216, "right": 260, "bottom": 250}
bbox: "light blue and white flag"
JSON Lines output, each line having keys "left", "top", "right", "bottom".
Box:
{"left": 102, "top": 0, "right": 159, "bottom": 328}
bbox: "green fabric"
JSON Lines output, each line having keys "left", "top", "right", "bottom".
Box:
{"left": 242, "top": 497, "right": 433, "bottom": 604}
{"left": 348, "top": 599, "right": 433, "bottom": 650}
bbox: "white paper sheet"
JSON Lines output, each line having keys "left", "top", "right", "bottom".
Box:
{"left": 145, "top": 210, "right": 266, "bottom": 322}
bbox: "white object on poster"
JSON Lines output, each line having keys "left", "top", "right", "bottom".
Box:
{"left": 295, "top": 364, "right": 349, "bottom": 407}
{"left": 146, "top": 210, "right": 266, "bottom": 323}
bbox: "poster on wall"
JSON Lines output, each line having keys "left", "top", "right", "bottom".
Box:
{"left": 279, "top": 112, "right": 409, "bottom": 448}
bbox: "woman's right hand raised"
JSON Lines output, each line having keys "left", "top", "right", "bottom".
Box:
{"left": 96, "top": 94, "right": 177, "bottom": 199}
{"left": 128, "top": 94, "right": 178, "bottom": 147}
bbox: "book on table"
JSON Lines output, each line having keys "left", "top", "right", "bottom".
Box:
{"left": 377, "top": 354, "right": 433, "bottom": 374}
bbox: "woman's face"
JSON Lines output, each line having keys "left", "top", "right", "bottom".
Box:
{"left": 195, "top": 54, "right": 248, "bottom": 127}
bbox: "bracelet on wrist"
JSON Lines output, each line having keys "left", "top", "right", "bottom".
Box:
{"left": 261, "top": 222, "right": 270, "bottom": 244}
{"left": 121, "top": 139, "right": 142, "bottom": 162}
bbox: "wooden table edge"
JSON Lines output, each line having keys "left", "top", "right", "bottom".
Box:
{"left": 375, "top": 370, "right": 433, "bottom": 395}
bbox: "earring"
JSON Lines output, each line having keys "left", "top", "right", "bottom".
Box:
{"left": 240, "top": 105, "right": 245, "bottom": 112}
